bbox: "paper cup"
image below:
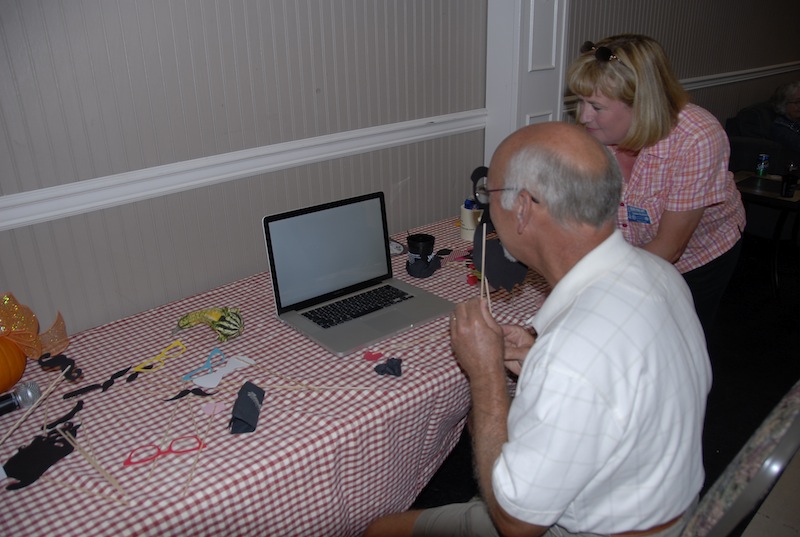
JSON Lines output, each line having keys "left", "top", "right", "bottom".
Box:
{"left": 460, "top": 205, "right": 484, "bottom": 241}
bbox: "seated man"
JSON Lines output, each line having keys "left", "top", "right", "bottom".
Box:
{"left": 770, "top": 80, "right": 800, "bottom": 154}
{"left": 364, "top": 122, "right": 711, "bottom": 537}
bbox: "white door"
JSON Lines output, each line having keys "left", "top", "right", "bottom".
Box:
{"left": 484, "top": 0, "right": 570, "bottom": 164}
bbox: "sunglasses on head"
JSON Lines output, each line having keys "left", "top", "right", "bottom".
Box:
{"left": 580, "top": 41, "right": 622, "bottom": 63}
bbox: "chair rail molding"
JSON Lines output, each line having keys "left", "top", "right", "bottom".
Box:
{"left": 681, "top": 61, "right": 800, "bottom": 91}
{"left": 0, "top": 110, "right": 487, "bottom": 232}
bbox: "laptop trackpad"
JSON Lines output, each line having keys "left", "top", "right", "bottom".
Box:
{"left": 363, "top": 311, "right": 413, "bottom": 333}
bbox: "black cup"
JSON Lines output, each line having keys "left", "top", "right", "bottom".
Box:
{"left": 407, "top": 233, "right": 435, "bottom": 264}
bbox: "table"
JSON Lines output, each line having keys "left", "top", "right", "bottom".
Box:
{"left": 734, "top": 171, "right": 800, "bottom": 294}
{"left": 0, "top": 218, "right": 549, "bottom": 537}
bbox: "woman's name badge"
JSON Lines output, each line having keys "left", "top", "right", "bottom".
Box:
{"left": 626, "top": 205, "right": 652, "bottom": 224}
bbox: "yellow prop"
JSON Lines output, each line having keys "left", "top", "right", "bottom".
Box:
{"left": 172, "top": 307, "right": 244, "bottom": 342}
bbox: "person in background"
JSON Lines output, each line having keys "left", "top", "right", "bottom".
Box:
{"left": 770, "top": 81, "right": 800, "bottom": 153}
{"left": 363, "top": 122, "right": 711, "bottom": 537}
{"left": 566, "top": 34, "right": 746, "bottom": 337}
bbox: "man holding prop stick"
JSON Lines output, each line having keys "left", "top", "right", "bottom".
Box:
{"left": 365, "top": 123, "right": 711, "bottom": 537}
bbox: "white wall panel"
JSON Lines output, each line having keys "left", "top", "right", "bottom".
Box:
{"left": 528, "top": 0, "right": 557, "bottom": 72}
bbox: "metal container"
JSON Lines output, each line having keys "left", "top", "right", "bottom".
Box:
{"left": 756, "top": 153, "right": 770, "bottom": 176}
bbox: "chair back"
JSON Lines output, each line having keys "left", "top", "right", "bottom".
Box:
{"left": 735, "top": 103, "right": 776, "bottom": 140}
{"left": 680, "top": 378, "right": 800, "bottom": 537}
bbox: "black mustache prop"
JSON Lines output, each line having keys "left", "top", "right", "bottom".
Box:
{"left": 164, "top": 388, "right": 216, "bottom": 401}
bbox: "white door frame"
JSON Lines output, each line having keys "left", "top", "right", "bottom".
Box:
{"left": 485, "top": 0, "right": 570, "bottom": 164}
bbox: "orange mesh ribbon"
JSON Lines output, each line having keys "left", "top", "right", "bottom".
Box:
{"left": 39, "top": 312, "right": 70, "bottom": 357}
{"left": 0, "top": 293, "right": 69, "bottom": 359}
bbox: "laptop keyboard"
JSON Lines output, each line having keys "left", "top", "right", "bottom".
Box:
{"left": 302, "top": 285, "right": 412, "bottom": 328}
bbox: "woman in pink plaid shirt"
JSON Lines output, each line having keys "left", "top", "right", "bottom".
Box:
{"left": 567, "top": 34, "right": 746, "bottom": 337}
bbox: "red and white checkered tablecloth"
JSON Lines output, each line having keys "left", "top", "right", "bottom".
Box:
{"left": 0, "top": 218, "right": 549, "bottom": 536}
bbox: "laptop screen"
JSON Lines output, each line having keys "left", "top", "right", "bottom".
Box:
{"left": 263, "top": 193, "right": 392, "bottom": 313}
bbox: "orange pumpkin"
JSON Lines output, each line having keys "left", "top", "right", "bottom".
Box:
{"left": 0, "top": 337, "right": 26, "bottom": 392}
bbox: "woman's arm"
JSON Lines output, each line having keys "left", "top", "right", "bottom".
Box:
{"left": 641, "top": 207, "right": 705, "bottom": 264}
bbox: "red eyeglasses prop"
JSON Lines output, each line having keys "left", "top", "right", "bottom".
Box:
{"left": 122, "top": 434, "right": 206, "bottom": 467}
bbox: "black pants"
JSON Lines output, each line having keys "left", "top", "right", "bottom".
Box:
{"left": 682, "top": 238, "right": 743, "bottom": 338}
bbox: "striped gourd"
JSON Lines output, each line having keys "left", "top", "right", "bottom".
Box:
{"left": 173, "top": 307, "right": 244, "bottom": 342}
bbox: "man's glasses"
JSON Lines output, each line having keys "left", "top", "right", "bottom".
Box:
{"left": 132, "top": 340, "right": 186, "bottom": 373}
{"left": 123, "top": 435, "right": 206, "bottom": 467}
{"left": 473, "top": 183, "right": 539, "bottom": 206}
{"left": 580, "top": 41, "right": 622, "bottom": 63}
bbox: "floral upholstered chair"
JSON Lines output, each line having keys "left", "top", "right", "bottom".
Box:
{"left": 680, "top": 378, "right": 800, "bottom": 537}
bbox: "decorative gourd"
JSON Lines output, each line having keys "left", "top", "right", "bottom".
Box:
{"left": 0, "top": 337, "right": 26, "bottom": 392}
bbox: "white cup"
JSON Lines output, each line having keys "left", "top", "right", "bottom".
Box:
{"left": 460, "top": 204, "right": 484, "bottom": 242}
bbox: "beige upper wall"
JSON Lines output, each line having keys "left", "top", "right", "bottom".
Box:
{"left": 0, "top": 0, "right": 486, "bottom": 196}
{"left": 569, "top": 0, "right": 800, "bottom": 76}
{"left": 567, "top": 0, "right": 800, "bottom": 120}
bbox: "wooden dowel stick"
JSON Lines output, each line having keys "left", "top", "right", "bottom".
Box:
{"left": 181, "top": 411, "right": 215, "bottom": 498}
{"left": 379, "top": 333, "right": 444, "bottom": 352}
{"left": 41, "top": 395, "right": 51, "bottom": 431}
{"left": 0, "top": 366, "right": 71, "bottom": 447}
{"left": 264, "top": 384, "right": 374, "bottom": 391}
{"left": 82, "top": 421, "right": 95, "bottom": 458}
{"left": 257, "top": 365, "right": 319, "bottom": 392}
{"left": 481, "top": 224, "right": 493, "bottom": 315}
{"left": 41, "top": 476, "right": 128, "bottom": 507}
{"left": 56, "top": 427, "right": 127, "bottom": 500}
{"left": 147, "top": 399, "right": 182, "bottom": 481}
{"left": 480, "top": 224, "right": 487, "bottom": 300}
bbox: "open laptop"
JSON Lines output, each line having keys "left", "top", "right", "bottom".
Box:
{"left": 262, "top": 192, "right": 454, "bottom": 356}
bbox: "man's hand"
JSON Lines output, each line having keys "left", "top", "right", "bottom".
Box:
{"left": 449, "top": 297, "right": 505, "bottom": 378}
{"left": 501, "top": 325, "right": 535, "bottom": 376}
{"left": 449, "top": 298, "right": 548, "bottom": 537}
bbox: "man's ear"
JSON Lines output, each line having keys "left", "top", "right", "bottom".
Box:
{"left": 516, "top": 192, "right": 533, "bottom": 234}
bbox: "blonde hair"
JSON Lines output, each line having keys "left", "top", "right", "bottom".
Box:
{"left": 566, "top": 34, "right": 689, "bottom": 151}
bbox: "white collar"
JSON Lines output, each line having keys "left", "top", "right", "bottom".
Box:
{"left": 528, "top": 230, "right": 631, "bottom": 334}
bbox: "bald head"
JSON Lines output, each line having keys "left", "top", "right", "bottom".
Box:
{"left": 489, "top": 122, "right": 622, "bottom": 228}
{"left": 493, "top": 122, "right": 609, "bottom": 175}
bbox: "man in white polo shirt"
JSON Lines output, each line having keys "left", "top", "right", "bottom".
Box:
{"left": 365, "top": 122, "right": 711, "bottom": 537}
